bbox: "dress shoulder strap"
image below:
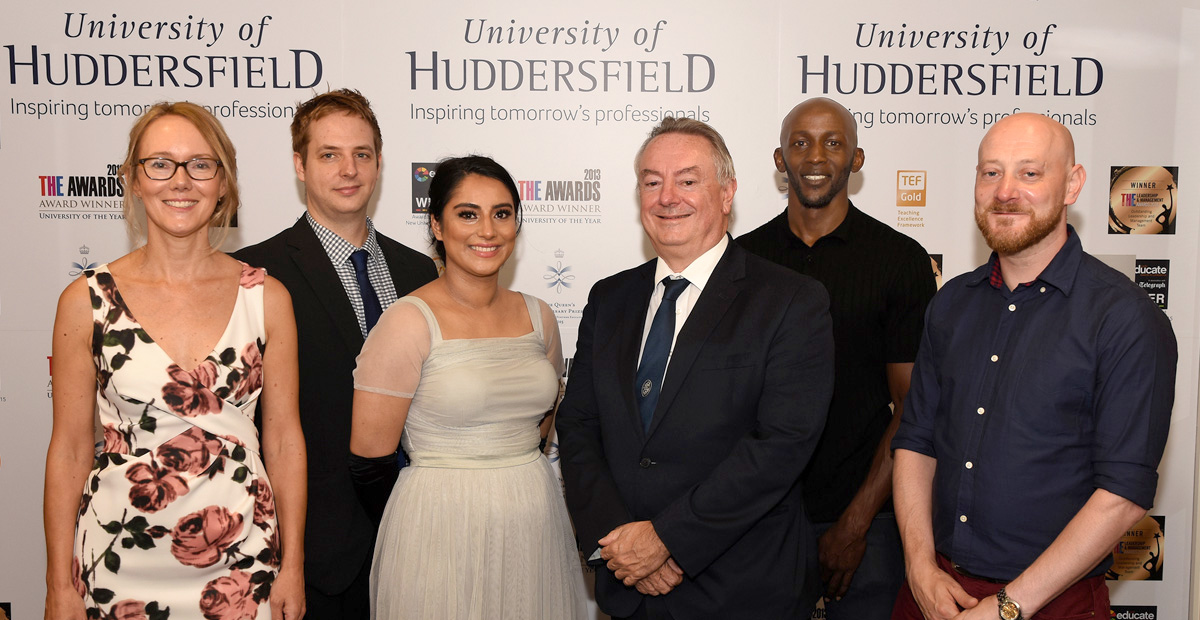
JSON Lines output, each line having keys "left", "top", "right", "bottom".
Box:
{"left": 396, "top": 296, "right": 443, "bottom": 342}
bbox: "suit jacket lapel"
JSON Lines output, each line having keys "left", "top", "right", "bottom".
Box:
{"left": 646, "top": 242, "right": 745, "bottom": 438}
{"left": 617, "top": 261, "right": 657, "bottom": 439}
{"left": 285, "top": 217, "right": 366, "bottom": 355}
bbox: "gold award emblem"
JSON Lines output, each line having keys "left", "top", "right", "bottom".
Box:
{"left": 1108, "top": 166, "right": 1178, "bottom": 234}
{"left": 1107, "top": 514, "right": 1164, "bottom": 580}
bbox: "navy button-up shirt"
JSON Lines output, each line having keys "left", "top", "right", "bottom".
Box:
{"left": 892, "top": 227, "right": 1177, "bottom": 581}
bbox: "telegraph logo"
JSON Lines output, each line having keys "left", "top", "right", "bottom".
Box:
{"left": 897, "top": 170, "right": 926, "bottom": 207}
{"left": 1134, "top": 260, "right": 1169, "bottom": 309}
{"left": 411, "top": 162, "right": 439, "bottom": 213}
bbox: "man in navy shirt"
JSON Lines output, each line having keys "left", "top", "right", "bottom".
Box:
{"left": 891, "top": 113, "right": 1177, "bottom": 620}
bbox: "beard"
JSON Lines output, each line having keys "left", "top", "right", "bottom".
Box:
{"left": 785, "top": 158, "right": 854, "bottom": 209}
{"left": 974, "top": 200, "right": 1065, "bottom": 254}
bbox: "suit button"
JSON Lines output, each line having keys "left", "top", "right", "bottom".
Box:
{"left": 639, "top": 458, "right": 652, "bottom": 468}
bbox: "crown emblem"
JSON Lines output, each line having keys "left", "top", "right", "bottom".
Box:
{"left": 554, "top": 248, "right": 565, "bottom": 258}
{"left": 79, "top": 244, "right": 90, "bottom": 255}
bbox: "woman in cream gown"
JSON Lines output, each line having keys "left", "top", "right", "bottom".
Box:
{"left": 349, "top": 156, "right": 587, "bottom": 620}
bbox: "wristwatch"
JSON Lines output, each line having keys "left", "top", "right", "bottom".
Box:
{"left": 996, "top": 588, "right": 1023, "bottom": 620}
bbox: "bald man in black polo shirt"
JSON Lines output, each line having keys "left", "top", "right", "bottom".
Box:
{"left": 738, "top": 97, "right": 936, "bottom": 619}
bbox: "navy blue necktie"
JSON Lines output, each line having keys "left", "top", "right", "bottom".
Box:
{"left": 350, "top": 249, "right": 383, "bottom": 332}
{"left": 636, "top": 277, "right": 690, "bottom": 432}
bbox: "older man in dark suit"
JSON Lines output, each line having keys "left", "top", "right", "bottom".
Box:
{"left": 233, "top": 89, "right": 436, "bottom": 619}
{"left": 556, "top": 117, "right": 835, "bottom": 620}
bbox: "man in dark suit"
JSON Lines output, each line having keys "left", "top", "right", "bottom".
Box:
{"left": 556, "top": 117, "right": 835, "bottom": 619}
{"left": 234, "top": 89, "right": 437, "bottom": 619}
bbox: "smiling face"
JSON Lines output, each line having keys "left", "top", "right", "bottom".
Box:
{"left": 431, "top": 174, "right": 519, "bottom": 278}
{"left": 973, "top": 113, "right": 1085, "bottom": 257}
{"left": 130, "top": 114, "right": 228, "bottom": 241}
{"left": 294, "top": 112, "right": 381, "bottom": 227}
{"left": 775, "top": 98, "right": 863, "bottom": 210}
{"left": 638, "top": 133, "right": 736, "bottom": 271}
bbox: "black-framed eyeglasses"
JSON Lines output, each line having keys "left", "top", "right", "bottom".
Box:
{"left": 138, "top": 157, "right": 223, "bottom": 181}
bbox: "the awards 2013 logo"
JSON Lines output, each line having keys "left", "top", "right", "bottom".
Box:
{"left": 36, "top": 164, "right": 125, "bottom": 222}
{"left": 409, "top": 161, "right": 603, "bottom": 226}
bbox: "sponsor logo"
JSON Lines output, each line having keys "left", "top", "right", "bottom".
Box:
{"left": 69, "top": 244, "right": 98, "bottom": 276}
{"left": 411, "top": 162, "right": 439, "bottom": 214}
{"left": 1109, "top": 606, "right": 1156, "bottom": 619}
{"left": 517, "top": 169, "right": 603, "bottom": 225}
{"left": 897, "top": 170, "right": 926, "bottom": 206}
{"left": 1109, "top": 166, "right": 1177, "bottom": 234}
{"left": 544, "top": 249, "right": 576, "bottom": 294}
{"left": 1107, "top": 514, "right": 1163, "bottom": 581}
{"left": 36, "top": 164, "right": 125, "bottom": 221}
{"left": 1134, "top": 259, "right": 1168, "bottom": 309}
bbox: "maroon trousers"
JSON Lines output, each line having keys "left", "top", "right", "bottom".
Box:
{"left": 891, "top": 554, "right": 1109, "bottom": 620}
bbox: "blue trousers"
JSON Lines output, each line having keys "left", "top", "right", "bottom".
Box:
{"left": 811, "top": 512, "right": 905, "bottom": 620}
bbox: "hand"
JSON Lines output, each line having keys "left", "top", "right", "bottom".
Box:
{"left": 952, "top": 595, "right": 999, "bottom": 620}
{"left": 818, "top": 517, "right": 869, "bottom": 600}
{"left": 269, "top": 566, "right": 306, "bottom": 620}
{"left": 906, "top": 560, "right": 978, "bottom": 620}
{"left": 634, "top": 558, "right": 684, "bottom": 596}
{"left": 598, "top": 521, "right": 670, "bottom": 586}
{"left": 45, "top": 584, "right": 86, "bottom": 620}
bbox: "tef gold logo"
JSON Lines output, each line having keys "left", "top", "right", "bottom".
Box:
{"left": 897, "top": 170, "right": 926, "bottom": 207}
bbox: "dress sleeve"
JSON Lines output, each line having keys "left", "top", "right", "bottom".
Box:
{"left": 353, "top": 299, "right": 431, "bottom": 398}
{"left": 537, "top": 297, "right": 565, "bottom": 378}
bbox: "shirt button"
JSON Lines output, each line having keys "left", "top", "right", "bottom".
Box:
{"left": 977, "top": 407, "right": 985, "bottom": 415}
{"left": 965, "top": 461, "right": 974, "bottom": 469}
{"left": 990, "top": 354, "right": 999, "bottom": 362}
{"left": 639, "top": 458, "right": 652, "bottom": 468}
{"left": 1008, "top": 304, "right": 1016, "bottom": 311}
{"left": 960, "top": 515, "right": 968, "bottom": 523}
{"left": 1040, "top": 286, "right": 1047, "bottom": 293}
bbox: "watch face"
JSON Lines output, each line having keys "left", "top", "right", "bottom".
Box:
{"left": 1000, "top": 601, "right": 1020, "bottom": 620}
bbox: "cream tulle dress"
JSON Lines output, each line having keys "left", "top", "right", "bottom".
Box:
{"left": 354, "top": 294, "right": 587, "bottom": 620}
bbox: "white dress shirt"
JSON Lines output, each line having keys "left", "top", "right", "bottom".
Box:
{"left": 637, "top": 235, "right": 729, "bottom": 370}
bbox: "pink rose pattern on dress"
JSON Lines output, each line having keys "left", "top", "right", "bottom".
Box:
{"left": 199, "top": 569, "right": 260, "bottom": 620}
{"left": 250, "top": 479, "right": 276, "bottom": 529}
{"left": 171, "top": 505, "right": 246, "bottom": 568}
{"left": 101, "top": 424, "right": 130, "bottom": 454}
{"left": 109, "top": 599, "right": 148, "bottom": 620}
{"left": 157, "top": 427, "right": 224, "bottom": 475}
{"left": 238, "top": 261, "right": 266, "bottom": 289}
{"left": 72, "top": 555, "right": 86, "bottom": 598}
{"left": 126, "top": 461, "right": 190, "bottom": 513}
{"left": 162, "top": 361, "right": 225, "bottom": 417}
{"left": 235, "top": 342, "right": 263, "bottom": 400}
{"left": 78, "top": 269, "right": 280, "bottom": 616}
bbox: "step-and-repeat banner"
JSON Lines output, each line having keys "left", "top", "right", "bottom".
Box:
{"left": 2, "top": 2, "right": 1196, "bottom": 618}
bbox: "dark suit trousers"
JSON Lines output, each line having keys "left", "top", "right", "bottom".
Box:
{"left": 614, "top": 596, "right": 677, "bottom": 620}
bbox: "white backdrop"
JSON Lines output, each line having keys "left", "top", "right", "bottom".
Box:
{"left": 2, "top": 1, "right": 1196, "bottom": 618}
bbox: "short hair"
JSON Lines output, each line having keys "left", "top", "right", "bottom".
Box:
{"left": 426, "top": 156, "right": 523, "bottom": 262}
{"left": 291, "top": 89, "right": 382, "bottom": 162}
{"left": 635, "top": 117, "right": 736, "bottom": 186}
{"left": 120, "top": 101, "right": 240, "bottom": 249}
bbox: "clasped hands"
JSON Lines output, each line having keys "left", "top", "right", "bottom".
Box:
{"left": 598, "top": 520, "right": 684, "bottom": 596}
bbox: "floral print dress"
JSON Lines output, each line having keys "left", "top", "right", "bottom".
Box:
{"left": 73, "top": 263, "right": 280, "bottom": 620}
